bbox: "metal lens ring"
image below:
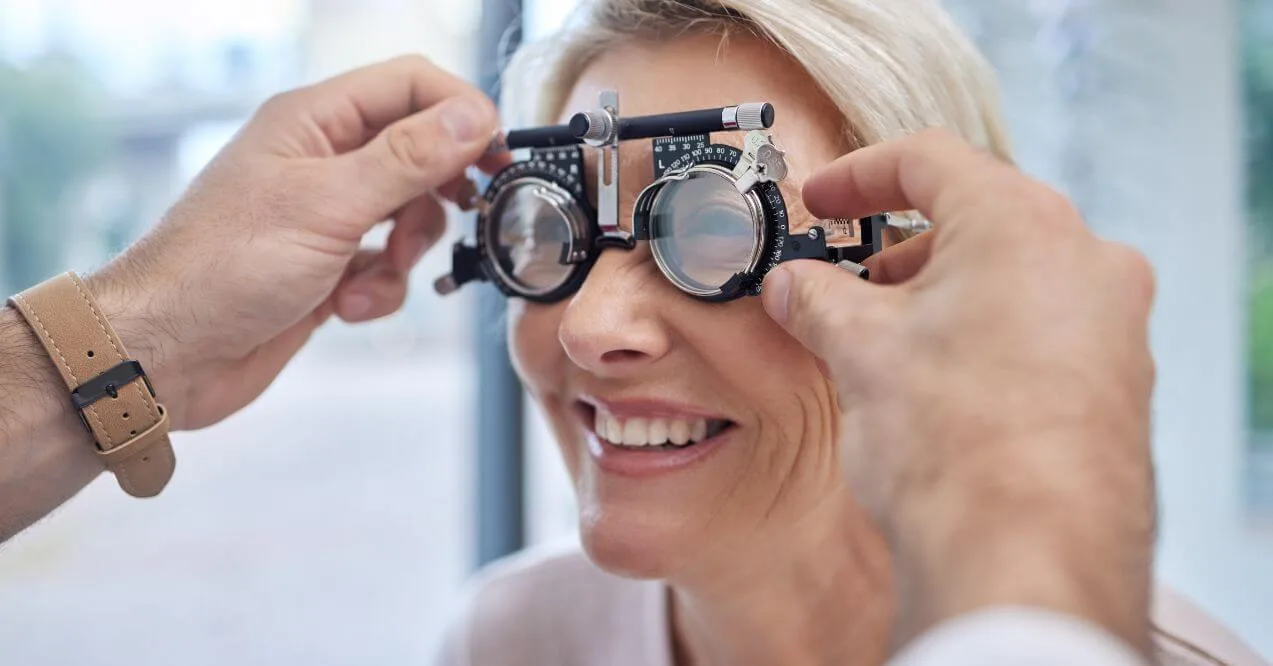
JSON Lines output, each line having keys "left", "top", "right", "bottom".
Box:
{"left": 636, "top": 142, "right": 789, "bottom": 301}
{"left": 647, "top": 164, "right": 763, "bottom": 297}
{"left": 477, "top": 150, "right": 594, "bottom": 302}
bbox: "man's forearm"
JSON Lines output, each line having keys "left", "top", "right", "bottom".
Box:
{"left": 0, "top": 304, "right": 103, "bottom": 542}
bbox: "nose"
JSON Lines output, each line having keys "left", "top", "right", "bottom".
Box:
{"left": 558, "top": 249, "right": 673, "bottom": 377}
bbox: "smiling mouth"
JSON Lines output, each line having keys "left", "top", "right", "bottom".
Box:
{"left": 583, "top": 403, "right": 735, "bottom": 450}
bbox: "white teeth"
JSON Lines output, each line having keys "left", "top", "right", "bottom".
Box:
{"left": 622, "top": 417, "right": 649, "bottom": 446}
{"left": 595, "top": 410, "right": 607, "bottom": 441}
{"left": 668, "top": 420, "right": 690, "bottom": 446}
{"left": 647, "top": 419, "right": 669, "bottom": 445}
{"left": 594, "top": 411, "right": 728, "bottom": 448}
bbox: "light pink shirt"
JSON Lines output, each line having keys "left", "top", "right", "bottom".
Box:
{"left": 435, "top": 543, "right": 1268, "bottom": 666}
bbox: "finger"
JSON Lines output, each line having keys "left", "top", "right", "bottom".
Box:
{"left": 477, "top": 149, "right": 514, "bottom": 175}
{"left": 863, "top": 232, "right": 935, "bottom": 285}
{"left": 802, "top": 129, "right": 1020, "bottom": 231}
{"left": 261, "top": 55, "right": 494, "bottom": 154}
{"left": 334, "top": 250, "right": 410, "bottom": 323}
{"left": 340, "top": 94, "right": 498, "bottom": 220}
{"left": 436, "top": 175, "right": 481, "bottom": 211}
{"left": 437, "top": 150, "right": 517, "bottom": 209}
{"left": 386, "top": 194, "right": 447, "bottom": 272}
{"left": 761, "top": 260, "right": 897, "bottom": 375}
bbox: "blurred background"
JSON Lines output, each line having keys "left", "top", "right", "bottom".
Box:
{"left": 0, "top": 0, "right": 1268, "bottom": 663}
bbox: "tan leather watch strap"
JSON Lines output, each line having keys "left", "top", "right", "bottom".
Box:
{"left": 8, "top": 272, "right": 174, "bottom": 497}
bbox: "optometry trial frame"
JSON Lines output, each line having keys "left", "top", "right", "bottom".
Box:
{"left": 434, "top": 90, "right": 925, "bottom": 303}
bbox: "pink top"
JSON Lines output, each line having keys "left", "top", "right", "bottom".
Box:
{"left": 435, "top": 543, "right": 1268, "bottom": 666}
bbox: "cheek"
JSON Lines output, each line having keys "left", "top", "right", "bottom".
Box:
{"left": 701, "top": 301, "right": 840, "bottom": 448}
{"left": 679, "top": 302, "right": 843, "bottom": 537}
{"left": 509, "top": 301, "right": 587, "bottom": 479}
{"left": 508, "top": 300, "right": 566, "bottom": 394}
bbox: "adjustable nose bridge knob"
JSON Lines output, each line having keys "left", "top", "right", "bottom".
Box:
{"left": 573, "top": 109, "right": 615, "bottom": 146}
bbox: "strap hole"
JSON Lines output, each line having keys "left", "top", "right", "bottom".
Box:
{"left": 86, "top": 350, "right": 94, "bottom": 358}
{"left": 129, "top": 430, "right": 137, "bottom": 436}
{"left": 142, "top": 456, "right": 150, "bottom": 463}
{"left": 122, "top": 412, "right": 129, "bottom": 419}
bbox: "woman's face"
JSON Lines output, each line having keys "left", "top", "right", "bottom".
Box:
{"left": 509, "top": 33, "right": 854, "bottom": 579}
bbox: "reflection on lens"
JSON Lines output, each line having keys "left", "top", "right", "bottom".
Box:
{"left": 488, "top": 181, "right": 576, "bottom": 295}
{"left": 649, "top": 169, "right": 760, "bottom": 295}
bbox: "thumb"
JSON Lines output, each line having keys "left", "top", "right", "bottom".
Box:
{"left": 762, "top": 260, "right": 896, "bottom": 374}
{"left": 342, "top": 95, "right": 498, "bottom": 220}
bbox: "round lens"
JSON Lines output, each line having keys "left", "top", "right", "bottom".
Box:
{"left": 649, "top": 169, "right": 760, "bottom": 295}
{"left": 486, "top": 181, "right": 579, "bottom": 296}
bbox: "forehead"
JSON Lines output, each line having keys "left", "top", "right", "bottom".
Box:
{"left": 552, "top": 33, "right": 850, "bottom": 230}
{"left": 554, "top": 33, "right": 848, "bottom": 161}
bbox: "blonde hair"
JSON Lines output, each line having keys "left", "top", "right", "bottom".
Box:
{"left": 502, "top": 0, "right": 1012, "bottom": 160}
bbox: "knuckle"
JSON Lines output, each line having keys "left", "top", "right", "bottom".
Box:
{"left": 1106, "top": 242, "right": 1157, "bottom": 302}
{"left": 391, "top": 53, "right": 433, "bottom": 70}
{"left": 1014, "top": 184, "right": 1083, "bottom": 233}
{"left": 384, "top": 123, "right": 438, "bottom": 173}
{"left": 256, "top": 91, "right": 300, "bottom": 120}
{"left": 1034, "top": 186, "right": 1080, "bottom": 220}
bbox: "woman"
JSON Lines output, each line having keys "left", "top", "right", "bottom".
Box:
{"left": 437, "top": 1, "right": 1267, "bottom": 664}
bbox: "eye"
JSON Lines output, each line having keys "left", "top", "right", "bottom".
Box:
{"left": 487, "top": 180, "right": 579, "bottom": 296}
{"left": 647, "top": 168, "right": 761, "bottom": 295}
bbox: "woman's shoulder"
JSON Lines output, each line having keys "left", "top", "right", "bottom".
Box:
{"left": 1152, "top": 584, "right": 1268, "bottom": 666}
{"left": 433, "top": 541, "right": 669, "bottom": 666}
{"left": 434, "top": 550, "right": 1267, "bottom": 666}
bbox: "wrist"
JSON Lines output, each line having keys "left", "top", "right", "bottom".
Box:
{"left": 888, "top": 454, "right": 1154, "bottom": 657}
{"left": 84, "top": 263, "right": 192, "bottom": 427}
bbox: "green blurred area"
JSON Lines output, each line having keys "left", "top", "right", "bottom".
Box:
{"left": 1252, "top": 265, "right": 1273, "bottom": 435}
{"left": 1246, "top": 0, "right": 1273, "bottom": 439}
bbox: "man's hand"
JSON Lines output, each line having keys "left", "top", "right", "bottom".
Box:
{"left": 0, "top": 56, "right": 500, "bottom": 541}
{"left": 761, "top": 131, "right": 1158, "bottom": 656}
{"left": 90, "top": 55, "right": 498, "bottom": 430}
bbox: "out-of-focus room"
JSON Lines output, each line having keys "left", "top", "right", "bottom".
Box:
{"left": 0, "top": 0, "right": 1269, "bottom": 662}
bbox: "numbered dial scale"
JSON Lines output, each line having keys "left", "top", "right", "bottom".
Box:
{"left": 633, "top": 133, "right": 792, "bottom": 302}
{"left": 449, "top": 146, "right": 597, "bottom": 303}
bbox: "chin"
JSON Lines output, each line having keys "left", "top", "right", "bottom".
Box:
{"left": 577, "top": 503, "right": 690, "bottom": 580}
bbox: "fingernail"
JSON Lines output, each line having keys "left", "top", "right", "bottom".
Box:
{"left": 439, "top": 97, "right": 487, "bottom": 143}
{"left": 342, "top": 292, "right": 372, "bottom": 320}
{"left": 456, "top": 179, "right": 479, "bottom": 211}
{"left": 763, "top": 266, "right": 792, "bottom": 326}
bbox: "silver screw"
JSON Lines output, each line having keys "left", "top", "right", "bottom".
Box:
{"left": 836, "top": 261, "right": 868, "bottom": 278}
{"left": 807, "top": 228, "right": 820, "bottom": 239}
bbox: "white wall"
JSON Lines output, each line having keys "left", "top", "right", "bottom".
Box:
{"left": 971, "top": 0, "right": 1270, "bottom": 653}
{"left": 1127, "top": 0, "right": 1273, "bottom": 654}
